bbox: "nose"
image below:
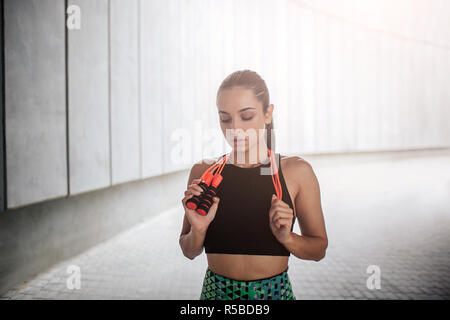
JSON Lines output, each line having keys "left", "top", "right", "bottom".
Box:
{"left": 228, "top": 119, "right": 240, "bottom": 133}
{"left": 225, "top": 125, "right": 244, "bottom": 140}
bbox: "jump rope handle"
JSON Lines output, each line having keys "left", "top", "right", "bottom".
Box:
{"left": 196, "top": 174, "right": 223, "bottom": 216}
{"left": 185, "top": 171, "right": 213, "bottom": 210}
{"left": 185, "top": 155, "right": 227, "bottom": 212}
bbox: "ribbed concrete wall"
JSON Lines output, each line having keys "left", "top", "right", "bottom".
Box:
{"left": 110, "top": 0, "right": 141, "bottom": 185}
{"left": 4, "top": 0, "right": 67, "bottom": 208}
{"left": 3, "top": 0, "right": 450, "bottom": 210}
{"left": 3, "top": 0, "right": 450, "bottom": 209}
{"left": 283, "top": 0, "right": 450, "bottom": 154}
{"left": 0, "top": 0, "right": 5, "bottom": 212}
{"left": 68, "top": 0, "right": 110, "bottom": 196}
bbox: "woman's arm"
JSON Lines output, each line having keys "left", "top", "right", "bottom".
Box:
{"left": 179, "top": 217, "right": 207, "bottom": 260}
{"left": 281, "top": 158, "right": 328, "bottom": 261}
{"left": 179, "top": 162, "right": 207, "bottom": 260}
{"left": 179, "top": 159, "right": 221, "bottom": 260}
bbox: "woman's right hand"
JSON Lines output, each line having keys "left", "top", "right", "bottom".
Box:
{"left": 181, "top": 178, "right": 220, "bottom": 235}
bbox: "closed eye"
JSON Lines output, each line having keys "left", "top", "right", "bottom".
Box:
{"left": 220, "top": 117, "right": 254, "bottom": 123}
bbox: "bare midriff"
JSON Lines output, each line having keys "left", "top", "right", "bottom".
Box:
{"left": 206, "top": 253, "right": 289, "bottom": 281}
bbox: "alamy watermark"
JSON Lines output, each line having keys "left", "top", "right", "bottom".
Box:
{"left": 66, "top": 264, "right": 81, "bottom": 290}
{"left": 366, "top": 265, "right": 381, "bottom": 290}
{"left": 66, "top": 5, "right": 81, "bottom": 30}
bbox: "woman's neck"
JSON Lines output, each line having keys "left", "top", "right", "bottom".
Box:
{"left": 229, "top": 145, "right": 270, "bottom": 168}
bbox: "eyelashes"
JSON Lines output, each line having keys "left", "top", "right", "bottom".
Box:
{"left": 220, "top": 117, "right": 254, "bottom": 123}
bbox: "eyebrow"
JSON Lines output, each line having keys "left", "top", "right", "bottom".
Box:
{"left": 218, "top": 107, "right": 256, "bottom": 114}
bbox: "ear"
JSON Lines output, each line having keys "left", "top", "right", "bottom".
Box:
{"left": 265, "top": 104, "right": 274, "bottom": 125}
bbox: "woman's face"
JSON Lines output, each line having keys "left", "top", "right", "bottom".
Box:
{"left": 216, "top": 87, "right": 273, "bottom": 153}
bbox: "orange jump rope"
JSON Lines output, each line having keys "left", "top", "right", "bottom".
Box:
{"left": 186, "top": 149, "right": 283, "bottom": 215}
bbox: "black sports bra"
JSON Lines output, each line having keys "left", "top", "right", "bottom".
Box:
{"left": 204, "top": 153, "right": 296, "bottom": 256}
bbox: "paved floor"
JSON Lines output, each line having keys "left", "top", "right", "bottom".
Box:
{"left": 1, "top": 149, "right": 450, "bottom": 300}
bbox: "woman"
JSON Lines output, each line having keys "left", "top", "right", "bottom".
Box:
{"left": 179, "top": 70, "right": 328, "bottom": 300}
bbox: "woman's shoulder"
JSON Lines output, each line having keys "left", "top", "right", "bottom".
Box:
{"left": 280, "top": 153, "right": 310, "bottom": 168}
{"left": 191, "top": 157, "right": 216, "bottom": 170}
{"left": 280, "top": 154, "right": 314, "bottom": 179}
{"left": 189, "top": 156, "right": 222, "bottom": 180}
{"left": 279, "top": 154, "right": 315, "bottom": 199}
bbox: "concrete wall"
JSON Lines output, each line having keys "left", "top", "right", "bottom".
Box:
{"left": 110, "top": 0, "right": 141, "bottom": 185}
{"left": 0, "top": 0, "right": 5, "bottom": 212}
{"left": 3, "top": 0, "right": 450, "bottom": 209}
{"left": 0, "top": 0, "right": 187, "bottom": 295}
{"left": 68, "top": 0, "right": 110, "bottom": 196}
{"left": 4, "top": 0, "right": 67, "bottom": 208}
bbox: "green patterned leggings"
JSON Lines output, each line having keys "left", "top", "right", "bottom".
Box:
{"left": 200, "top": 267, "right": 296, "bottom": 300}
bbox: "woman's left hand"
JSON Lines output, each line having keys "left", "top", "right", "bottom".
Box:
{"left": 269, "top": 194, "right": 294, "bottom": 244}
